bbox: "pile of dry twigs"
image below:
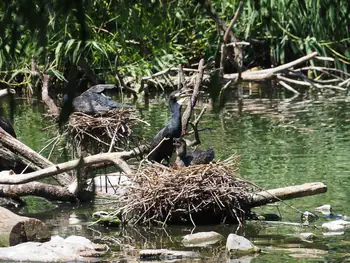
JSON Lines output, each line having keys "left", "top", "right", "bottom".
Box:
{"left": 64, "top": 108, "right": 144, "bottom": 155}
{"left": 118, "top": 156, "right": 256, "bottom": 226}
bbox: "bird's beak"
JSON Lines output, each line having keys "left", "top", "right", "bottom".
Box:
{"left": 175, "top": 89, "right": 192, "bottom": 105}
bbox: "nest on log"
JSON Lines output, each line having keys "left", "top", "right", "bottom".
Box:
{"left": 120, "top": 156, "right": 256, "bottom": 225}
{"left": 64, "top": 108, "right": 142, "bottom": 155}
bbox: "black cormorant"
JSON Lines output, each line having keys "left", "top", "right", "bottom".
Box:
{"left": 65, "top": 84, "right": 132, "bottom": 114}
{"left": 174, "top": 138, "right": 214, "bottom": 167}
{"left": 0, "top": 116, "right": 16, "bottom": 138}
{"left": 147, "top": 90, "right": 190, "bottom": 163}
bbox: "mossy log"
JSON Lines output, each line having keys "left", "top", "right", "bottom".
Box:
{"left": 0, "top": 207, "right": 50, "bottom": 247}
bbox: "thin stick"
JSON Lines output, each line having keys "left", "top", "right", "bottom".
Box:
{"left": 278, "top": 80, "right": 300, "bottom": 95}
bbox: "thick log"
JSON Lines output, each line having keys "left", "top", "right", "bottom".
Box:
{"left": 0, "top": 207, "right": 50, "bottom": 247}
{"left": 0, "top": 181, "right": 77, "bottom": 202}
{"left": 249, "top": 182, "right": 327, "bottom": 207}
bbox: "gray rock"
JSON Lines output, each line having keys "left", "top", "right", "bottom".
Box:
{"left": 139, "top": 249, "right": 200, "bottom": 260}
{"left": 226, "top": 234, "right": 260, "bottom": 255}
{"left": 343, "top": 215, "right": 350, "bottom": 220}
{"left": 322, "top": 219, "right": 350, "bottom": 231}
{"left": 182, "top": 231, "right": 223, "bottom": 247}
{"left": 315, "top": 204, "right": 332, "bottom": 215}
{"left": 0, "top": 235, "right": 107, "bottom": 262}
{"left": 323, "top": 231, "right": 344, "bottom": 236}
{"left": 228, "top": 256, "right": 254, "bottom": 263}
{"left": 297, "top": 232, "right": 316, "bottom": 243}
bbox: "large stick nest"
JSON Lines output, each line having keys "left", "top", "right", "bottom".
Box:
{"left": 120, "top": 156, "right": 257, "bottom": 225}
{"left": 65, "top": 108, "right": 143, "bottom": 155}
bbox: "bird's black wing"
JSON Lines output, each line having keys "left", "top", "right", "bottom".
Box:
{"left": 0, "top": 117, "right": 16, "bottom": 137}
{"left": 150, "top": 124, "right": 171, "bottom": 149}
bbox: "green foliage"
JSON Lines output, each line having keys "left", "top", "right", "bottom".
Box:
{"left": 238, "top": 0, "right": 350, "bottom": 68}
{"left": 0, "top": 0, "right": 349, "bottom": 89}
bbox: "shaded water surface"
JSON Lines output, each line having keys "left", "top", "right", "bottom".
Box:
{"left": 6, "top": 87, "right": 350, "bottom": 262}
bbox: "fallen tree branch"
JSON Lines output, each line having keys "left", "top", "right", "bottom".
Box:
{"left": 0, "top": 181, "right": 77, "bottom": 202}
{"left": 277, "top": 75, "right": 346, "bottom": 91}
{"left": 278, "top": 80, "right": 300, "bottom": 95}
{"left": 0, "top": 127, "right": 73, "bottom": 186}
{"left": 293, "top": 66, "right": 349, "bottom": 79}
{"left": 249, "top": 182, "right": 327, "bottom": 207}
{"left": 0, "top": 145, "right": 148, "bottom": 185}
{"left": 224, "top": 52, "right": 319, "bottom": 81}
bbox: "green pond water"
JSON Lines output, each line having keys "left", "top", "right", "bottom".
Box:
{"left": 4, "top": 87, "right": 350, "bottom": 262}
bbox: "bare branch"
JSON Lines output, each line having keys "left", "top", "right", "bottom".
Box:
{"left": 0, "top": 145, "right": 148, "bottom": 185}
{"left": 181, "top": 59, "right": 205, "bottom": 135}
{"left": 185, "top": 106, "right": 207, "bottom": 147}
{"left": 223, "top": 0, "right": 244, "bottom": 43}
{"left": 31, "top": 57, "right": 60, "bottom": 116}
{"left": 278, "top": 80, "right": 300, "bottom": 95}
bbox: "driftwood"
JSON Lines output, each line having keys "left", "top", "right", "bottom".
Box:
{"left": 249, "top": 182, "right": 327, "bottom": 207}
{"left": 0, "top": 207, "right": 50, "bottom": 247}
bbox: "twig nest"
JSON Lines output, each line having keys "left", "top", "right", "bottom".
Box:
{"left": 64, "top": 108, "right": 142, "bottom": 154}
{"left": 121, "top": 156, "right": 256, "bottom": 225}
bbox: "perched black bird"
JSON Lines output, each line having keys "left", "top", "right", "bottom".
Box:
{"left": 0, "top": 116, "right": 16, "bottom": 138}
{"left": 148, "top": 90, "right": 190, "bottom": 163}
{"left": 64, "top": 84, "right": 132, "bottom": 114}
{"left": 174, "top": 138, "right": 215, "bottom": 167}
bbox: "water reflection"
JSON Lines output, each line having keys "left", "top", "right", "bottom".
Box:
{"left": 5, "top": 85, "right": 350, "bottom": 262}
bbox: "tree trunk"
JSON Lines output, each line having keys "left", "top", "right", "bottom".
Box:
{"left": 0, "top": 207, "right": 50, "bottom": 247}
